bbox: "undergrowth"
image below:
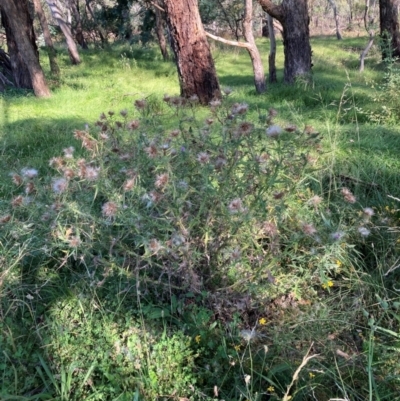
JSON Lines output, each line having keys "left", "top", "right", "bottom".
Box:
{"left": 1, "top": 37, "right": 400, "bottom": 400}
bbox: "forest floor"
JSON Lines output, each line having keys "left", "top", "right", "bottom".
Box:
{"left": 1, "top": 35, "right": 400, "bottom": 401}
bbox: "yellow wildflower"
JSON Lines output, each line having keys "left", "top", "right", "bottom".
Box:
{"left": 322, "top": 280, "right": 334, "bottom": 289}
{"left": 335, "top": 260, "right": 342, "bottom": 267}
{"left": 267, "top": 385, "right": 275, "bottom": 392}
{"left": 234, "top": 344, "right": 241, "bottom": 351}
{"left": 259, "top": 317, "right": 267, "bottom": 325}
{"left": 195, "top": 335, "right": 201, "bottom": 344}
{"left": 309, "top": 372, "right": 315, "bottom": 378}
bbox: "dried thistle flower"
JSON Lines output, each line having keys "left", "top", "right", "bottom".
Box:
{"left": 197, "top": 152, "right": 210, "bottom": 164}
{"left": 134, "top": 99, "right": 147, "bottom": 110}
{"left": 52, "top": 178, "right": 68, "bottom": 194}
{"left": 155, "top": 173, "right": 169, "bottom": 189}
{"left": 21, "top": 168, "right": 38, "bottom": 179}
{"left": 302, "top": 223, "right": 317, "bottom": 235}
{"left": 102, "top": 201, "right": 118, "bottom": 218}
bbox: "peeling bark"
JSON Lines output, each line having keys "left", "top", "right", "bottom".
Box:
{"left": 45, "top": 0, "right": 81, "bottom": 64}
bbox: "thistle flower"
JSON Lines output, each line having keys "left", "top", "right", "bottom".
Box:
{"left": 235, "top": 121, "right": 254, "bottom": 137}
{"left": 341, "top": 188, "right": 356, "bottom": 204}
{"left": 363, "top": 207, "right": 374, "bottom": 217}
{"left": 0, "top": 215, "right": 11, "bottom": 224}
{"left": 21, "top": 168, "right": 38, "bottom": 179}
{"left": 11, "top": 173, "right": 23, "bottom": 186}
{"left": 63, "top": 168, "right": 75, "bottom": 180}
{"left": 63, "top": 146, "right": 75, "bottom": 159}
{"left": 331, "top": 231, "right": 345, "bottom": 241}
{"left": 228, "top": 198, "right": 245, "bottom": 214}
{"left": 302, "top": 223, "right": 317, "bottom": 236}
{"left": 127, "top": 120, "right": 140, "bottom": 130}
{"left": 123, "top": 178, "right": 136, "bottom": 191}
{"left": 148, "top": 238, "right": 162, "bottom": 254}
{"left": 209, "top": 99, "right": 221, "bottom": 108}
{"left": 102, "top": 201, "right": 118, "bottom": 218}
{"left": 25, "top": 182, "right": 36, "bottom": 195}
{"left": 308, "top": 195, "right": 323, "bottom": 207}
{"left": 214, "top": 155, "right": 227, "bottom": 170}
{"left": 262, "top": 221, "right": 278, "bottom": 237}
{"left": 120, "top": 109, "right": 128, "bottom": 117}
{"left": 266, "top": 125, "right": 282, "bottom": 138}
{"left": 49, "top": 157, "right": 65, "bottom": 169}
{"left": 11, "top": 195, "right": 24, "bottom": 208}
{"left": 144, "top": 144, "right": 158, "bottom": 158}
{"left": 68, "top": 236, "right": 82, "bottom": 248}
{"left": 358, "top": 227, "right": 371, "bottom": 237}
{"left": 170, "top": 129, "right": 180, "bottom": 138}
{"left": 197, "top": 152, "right": 210, "bottom": 164}
{"left": 52, "top": 178, "right": 68, "bottom": 194}
{"left": 134, "top": 99, "right": 147, "bottom": 110}
{"left": 155, "top": 173, "right": 169, "bottom": 189}
{"left": 231, "top": 102, "right": 249, "bottom": 115}
{"left": 84, "top": 166, "right": 100, "bottom": 181}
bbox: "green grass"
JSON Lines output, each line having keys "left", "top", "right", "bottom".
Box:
{"left": 1, "top": 36, "right": 400, "bottom": 400}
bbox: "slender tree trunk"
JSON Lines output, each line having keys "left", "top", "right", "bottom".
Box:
{"left": 85, "top": 0, "right": 107, "bottom": 45}
{"left": 45, "top": 0, "right": 81, "bottom": 64}
{"left": 69, "top": 0, "right": 88, "bottom": 49}
{"left": 379, "top": 0, "right": 400, "bottom": 59}
{"left": 327, "top": 0, "right": 342, "bottom": 39}
{"left": 242, "top": 0, "right": 266, "bottom": 93}
{"left": 258, "top": 0, "right": 312, "bottom": 83}
{"left": 267, "top": 14, "right": 277, "bottom": 83}
{"left": 1, "top": 0, "right": 50, "bottom": 97}
{"left": 154, "top": 4, "right": 169, "bottom": 61}
{"left": 163, "top": 0, "right": 221, "bottom": 104}
{"left": 32, "top": 0, "right": 60, "bottom": 76}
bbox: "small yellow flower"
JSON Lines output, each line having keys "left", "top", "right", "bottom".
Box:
{"left": 267, "top": 385, "right": 275, "bottom": 392}
{"left": 259, "top": 317, "right": 267, "bottom": 325}
{"left": 234, "top": 344, "right": 241, "bottom": 351}
{"left": 335, "top": 260, "right": 342, "bottom": 267}
{"left": 322, "top": 280, "right": 334, "bottom": 289}
{"left": 195, "top": 335, "right": 201, "bottom": 344}
{"left": 309, "top": 372, "right": 315, "bottom": 378}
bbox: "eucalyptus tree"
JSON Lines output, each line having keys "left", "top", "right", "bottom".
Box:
{"left": 258, "top": 0, "right": 312, "bottom": 83}
{"left": 162, "top": 0, "right": 221, "bottom": 104}
{"left": 379, "top": 0, "right": 400, "bottom": 59}
{"left": 45, "top": 0, "right": 81, "bottom": 64}
{"left": 32, "top": 0, "right": 60, "bottom": 76}
{"left": 0, "top": 0, "right": 51, "bottom": 97}
{"left": 206, "top": 0, "right": 266, "bottom": 93}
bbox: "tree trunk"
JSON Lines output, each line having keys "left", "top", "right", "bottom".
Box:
{"left": 85, "top": 0, "right": 107, "bottom": 45}
{"left": 45, "top": 0, "right": 81, "bottom": 64}
{"left": 154, "top": 3, "right": 169, "bottom": 61}
{"left": 267, "top": 14, "right": 277, "bottom": 83}
{"left": 32, "top": 0, "right": 60, "bottom": 76}
{"left": 327, "top": 0, "right": 342, "bottom": 40}
{"left": 258, "top": 0, "right": 312, "bottom": 83}
{"left": 163, "top": 0, "right": 221, "bottom": 104}
{"left": 379, "top": 0, "right": 400, "bottom": 59}
{"left": 242, "top": 0, "right": 266, "bottom": 93}
{"left": 1, "top": 0, "right": 51, "bottom": 97}
{"left": 68, "top": 0, "right": 88, "bottom": 49}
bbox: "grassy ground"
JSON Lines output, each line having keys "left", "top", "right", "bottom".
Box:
{"left": 1, "top": 35, "right": 400, "bottom": 400}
